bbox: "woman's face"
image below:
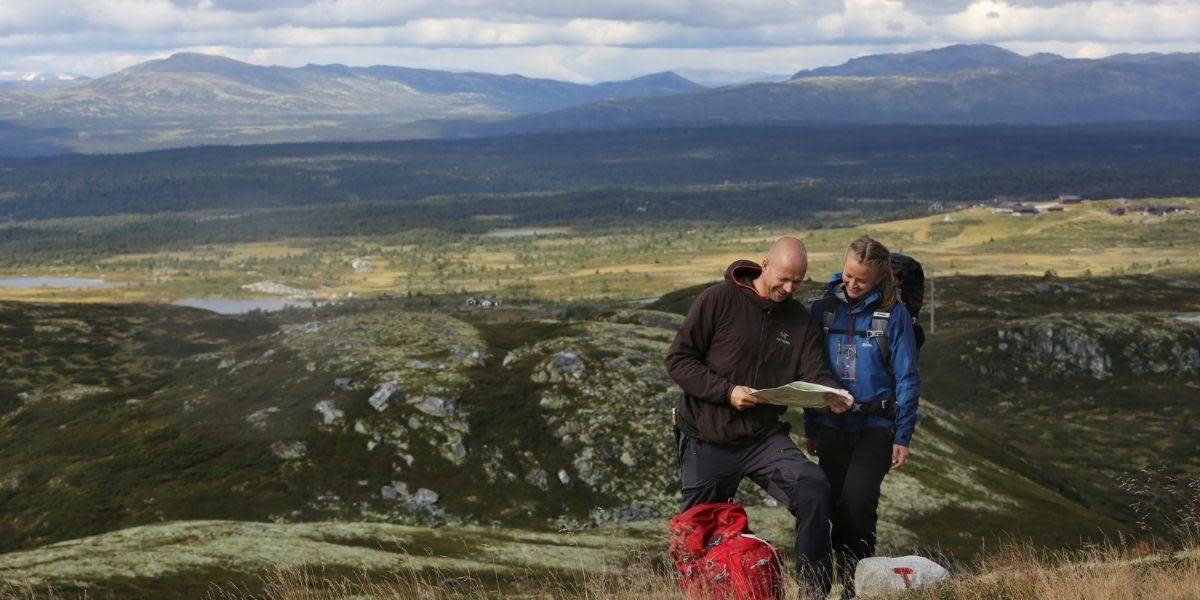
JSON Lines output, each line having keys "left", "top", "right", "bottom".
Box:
{"left": 841, "top": 257, "right": 882, "bottom": 301}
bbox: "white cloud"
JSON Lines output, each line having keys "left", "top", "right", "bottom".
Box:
{"left": 2, "top": 0, "right": 1200, "bottom": 81}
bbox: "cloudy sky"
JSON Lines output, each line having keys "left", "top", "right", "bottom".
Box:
{"left": 2, "top": 0, "right": 1200, "bottom": 82}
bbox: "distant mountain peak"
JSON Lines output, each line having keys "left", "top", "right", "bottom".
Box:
{"left": 592, "top": 71, "right": 700, "bottom": 95}
{"left": 624, "top": 71, "right": 690, "bottom": 83}
{"left": 921, "top": 43, "right": 1022, "bottom": 58}
{"left": 137, "top": 52, "right": 256, "bottom": 73}
{"left": 792, "top": 43, "right": 1030, "bottom": 79}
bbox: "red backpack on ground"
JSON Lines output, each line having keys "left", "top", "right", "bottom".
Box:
{"left": 668, "top": 502, "right": 784, "bottom": 600}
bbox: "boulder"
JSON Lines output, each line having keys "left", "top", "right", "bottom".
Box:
{"left": 415, "top": 395, "right": 458, "bottom": 417}
{"left": 381, "top": 481, "right": 409, "bottom": 501}
{"left": 855, "top": 555, "right": 950, "bottom": 597}
{"left": 448, "top": 435, "right": 467, "bottom": 463}
{"left": 547, "top": 350, "right": 585, "bottom": 381}
{"left": 313, "top": 400, "right": 343, "bottom": 425}
{"left": 368, "top": 381, "right": 405, "bottom": 412}
{"left": 413, "top": 488, "right": 440, "bottom": 508}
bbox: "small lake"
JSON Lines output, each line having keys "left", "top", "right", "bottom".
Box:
{"left": 173, "top": 298, "right": 327, "bottom": 315}
{"left": 484, "top": 228, "right": 570, "bottom": 238}
{"left": 0, "top": 277, "right": 115, "bottom": 288}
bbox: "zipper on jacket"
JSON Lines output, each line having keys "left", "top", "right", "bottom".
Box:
{"left": 751, "top": 305, "right": 772, "bottom": 388}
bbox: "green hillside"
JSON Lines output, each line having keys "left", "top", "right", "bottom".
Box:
{"left": 6, "top": 273, "right": 1185, "bottom": 595}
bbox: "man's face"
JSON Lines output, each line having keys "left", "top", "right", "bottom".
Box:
{"left": 761, "top": 257, "right": 807, "bottom": 302}
{"left": 841, "top": 257, "right": 882, "bottom": 301}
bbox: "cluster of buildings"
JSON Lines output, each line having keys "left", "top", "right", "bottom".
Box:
{"left": 990, "top": 194, "right": 1083, "bottom": 216}
{"left": 1108, "top": 204, "right": 1192, "bottom": 217}
{"left": 986, "top": 194, "right": 1193, "bottom": 218}
{"left": 465, "top": 297, "right": 504, "bottom": 308}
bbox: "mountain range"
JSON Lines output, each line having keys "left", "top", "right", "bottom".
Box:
{"left": 0, "top": 53, "right": 699, "bottom": 153}
{"left": 2, "top": 44, "right": 1200, "bottom": 154}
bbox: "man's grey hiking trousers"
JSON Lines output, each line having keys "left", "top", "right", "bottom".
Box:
{"left": 677, "top": 423, "right": 833, "bottom": 599}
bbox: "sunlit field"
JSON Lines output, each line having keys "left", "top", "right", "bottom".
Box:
{"left": 1, "top": 198, "right": 1196, "bottom": 305}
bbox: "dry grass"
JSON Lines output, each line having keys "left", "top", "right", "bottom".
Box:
{"left": 3, "top": 536, "right": 1197, "bottom": 599}
{"left": 887, "top": 536, "right": 1200, "bottom": 600}
{"left": 190, "top": 536, "right": 1200, "bottom": 600}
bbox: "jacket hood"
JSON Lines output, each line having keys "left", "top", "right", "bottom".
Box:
{"left": 725, "top": 259, "right": 761, "bottom": 287}
{"left": 725, "top": 259, "right": 796, "bottom": 309}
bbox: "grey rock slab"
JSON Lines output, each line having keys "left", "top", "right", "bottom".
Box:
{"left": 415, "top": 395, "right": 458, "bottom": 417}
{"left": 368, "top": 381, "right": 405, "bottom": 412}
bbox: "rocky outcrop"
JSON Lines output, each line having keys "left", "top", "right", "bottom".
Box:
{"left": 532, "top": 349, "right": 585, "bottom": 383}
{"left": 959, "top": 314, "right": 1200, "bottom": 381}
{"left": 241, "top": 281, "right": 313, "bottom": 297}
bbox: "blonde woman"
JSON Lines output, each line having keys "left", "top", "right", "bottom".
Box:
{"left": 804, "top": 235, "right": 920, "bottom": 599}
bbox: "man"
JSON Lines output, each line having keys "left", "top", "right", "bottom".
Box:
{"left": 666, "top": 236, "right": 853, "bottom": 599}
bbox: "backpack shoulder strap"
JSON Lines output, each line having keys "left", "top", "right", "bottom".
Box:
{"left": 869, "top": 311, "right": 891, "bottom": 363}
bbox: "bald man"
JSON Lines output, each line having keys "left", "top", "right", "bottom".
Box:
{"left": 666, "top": 237, "right": 852, "bottom": 599}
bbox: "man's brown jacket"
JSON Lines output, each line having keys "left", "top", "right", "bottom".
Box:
{"left": 665, "top": 259, "right": 840, "bottom": 446}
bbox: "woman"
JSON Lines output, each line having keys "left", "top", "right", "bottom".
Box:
{"left": 803, "top": 235, "right": 920, "bottom": 599}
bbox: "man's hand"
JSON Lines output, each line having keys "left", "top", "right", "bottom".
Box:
{"left": 891, "top": 444, "right": 909, "bottom": 470}
{"left": 824, "top": 391, "right": 853, "bottom": 414}
{"left": 729, "top": 385, "right": 761, "bottom": 411}
{"left": 804, "top": 437, "right": 817, "bottom": 456}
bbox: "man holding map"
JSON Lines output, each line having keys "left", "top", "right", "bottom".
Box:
{"left": 665, "top": 236, "right": 853, "bottom": 599}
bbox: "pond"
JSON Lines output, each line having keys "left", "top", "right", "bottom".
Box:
{"left": 484, "top": 227, "right": 570, "bottom": 238}
{"left": 172, "top": 298, "right": 328, "bottom": 315}
{"left": 0, "top": 277, "right": 116, "bottom": 288}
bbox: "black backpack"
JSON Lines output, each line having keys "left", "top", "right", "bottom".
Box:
{"left": 891, "top": 253, "right": 925, "bottom": 352}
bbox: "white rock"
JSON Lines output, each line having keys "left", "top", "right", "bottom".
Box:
{"left": 313, "top": 400, "right": 343, "bottom": 425}
{"left": 855, "top": 555, "right": 950, "bottom": 597}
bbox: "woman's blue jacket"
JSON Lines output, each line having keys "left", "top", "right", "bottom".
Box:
{"left": 804, "top": 273, "right": 920, "bottom": 447}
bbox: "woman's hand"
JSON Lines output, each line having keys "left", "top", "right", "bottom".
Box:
{"left": 823, "top": 392, "right": 853, "bottom": 414}
{"left": 891, "top": 444, "right": 909, "bottom": 470}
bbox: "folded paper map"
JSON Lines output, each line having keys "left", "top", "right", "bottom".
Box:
{"left": 750, "top": 381, "right": 852, "bottom": 409}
